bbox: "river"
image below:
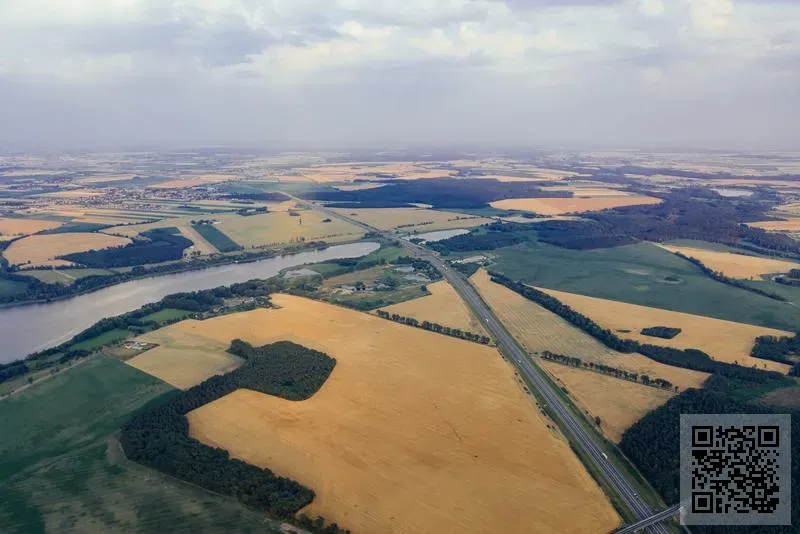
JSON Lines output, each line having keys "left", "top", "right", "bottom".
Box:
{"left": 0, "top": 242, "right": 379, "bottom": 363}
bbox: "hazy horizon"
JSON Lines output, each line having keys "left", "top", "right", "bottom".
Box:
{"left": 1, "top": 0, "right": 799, "bottom": 151}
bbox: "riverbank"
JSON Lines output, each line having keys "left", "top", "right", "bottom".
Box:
{"left": 0, "top": 241, "right": 380, "bottom": 362}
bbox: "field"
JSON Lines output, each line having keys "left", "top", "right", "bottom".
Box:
{"left": 70, "top": 329, "right": 132, "bottom": 352}
{"left": 329, "top": 207, "right": 492, "bottom": 231}
{"left": 0, "top": 217, "right": 62, "bottom": 240}
{"left": 140, "top": 308, "right": 194, "bottom": 325}
{"left": 126, "top": 336, "right": 242, "bottom": 390}
{"left": 22, "top": 268, "right": 115, "bottom": 285}
{"left": 135, "top": 294, "right": 622, "bottom": 533}
{"left": 216, "top": 210, "right": 364, "bottom": 248}
{"left": 188, "top": 224, "right": 240, "bottom": 252}
{"left": 540, "top": 361, "right": 674, "bottom": 443}
{"left": 380, "top": 280, "right": 488, "bottom": 335}
{"left": 540, "top": 287, "right": 792, "bottom": 373}
{"left": 489, "top": 196, "right": 663, "bottom": 215}
{"left": 749, "top": 218, "right": 800, "bottom": 232}
{"left": 0, "top": 357, "right": 282, "bottom": 534}
{"left": 3, "top": 233, "right": 132, "bottom": 268}
{"left": 148, "top": 174, "right": 238, "bottom": 189}
{"left": 470, "top": 270, "right": 709, "bottom": 391}
{"left": 490, "top": 241, "right": 800, "bottom": 332}
{"left": 540, "top": 186, "right": 629, "bottom": 197}
{"left": 176, "top": 225, "right": 218, "bottom": 255}
{"left": 657, "top": 244, "right": 799, "bottom": 279}
{"left": 0, "top": 278, "right": 28, "bottom": 297}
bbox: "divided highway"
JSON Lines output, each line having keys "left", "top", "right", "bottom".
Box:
{"left": 298, "top": 199, "right": 676, "bottom": 534}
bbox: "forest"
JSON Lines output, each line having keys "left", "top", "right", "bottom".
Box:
{"left": 301, "top": 178, "right": 570, "bottom": 209}
{"left": 619, "top": 376, "right": 799, "bottom": 533}
{"left": 62, "top": 228, "right": 194, "bottom": 268}
{"left": 489, "top": 272, "right": 789, "bottom": 382}
{"left": 640, "top": 326, "right": 682, "bottom": 339}
{"left": 121, "top": 340, "right": 348, "bottom": 533}
{"left": 751, "top": 334, "right": 800, "bottom": 368}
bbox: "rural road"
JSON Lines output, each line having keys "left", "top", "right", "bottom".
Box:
{"left": 297, "top": 198, "right": 676, "bottom": 534}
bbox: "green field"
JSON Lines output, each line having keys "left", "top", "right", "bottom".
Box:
{"left": 70, "top": 329, "right": 132, "bottom": 352}
{"left": 0, "top": 278, "right": 28, "bottom": 297}
{"left": 24, "top": 268, "right": 115, "bottom": 285}
{"left": 191, "top": 224, "right": 241, "bottom": 252}
{"left": 490, "top": 241, "right": 800, "bottom": 331}
{"left": 0, "top": 357, "right": 283, "bottom": 533}
{"left": 140, "top": 308, "right": 193, "bottom": 325}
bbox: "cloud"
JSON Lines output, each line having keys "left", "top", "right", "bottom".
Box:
{"left": 0, "top": 0, "right": 798, "bottom": 150}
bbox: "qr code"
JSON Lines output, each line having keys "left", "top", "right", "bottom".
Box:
{"left": 680, "top": 414, "right": 791, "bottom": 526}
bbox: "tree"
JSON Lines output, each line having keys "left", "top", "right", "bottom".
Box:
{"left": 594, "top": 416, "right": 602, "bottom": 426}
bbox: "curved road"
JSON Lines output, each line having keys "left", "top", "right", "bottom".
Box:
{"left": 300, "top": 199, "right": 673, "bottom": 534}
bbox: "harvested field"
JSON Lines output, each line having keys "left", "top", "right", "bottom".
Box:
{"left": 127, "top": 328, "right": 241, "bottom": 389}
{"left": 749, "top": 219, "right": 800, "bottom": 232}
{"left": 329, "top": 207, "right": 491, "bottom": 231}
{"left": 335, "top": 183, "right": 387, "bottom": 191}
{"left": 540, "top": 287, "right": 793, "bottom": 373}
{"left": 3, "top": 232, "right": 131, "bottom": 267}
{"left": 380, "top": 280, "right": 488, "bottom": 335}
{"left": 149, "top": 174, "right": 238, "bottom": 189}
{"left": 470, "top": 270, "right": 709, "bottom": 391}
{"left": 657, "top": 244, "right": 800, "bottom": 279}
{"left": 0, "top": 217, "right": 62, "bottom": 239}
{"left": 540, "top": 361, "right": 673, "bottom": 443}
{"left": 75, "top": 174, "right": 137, "bottom": 184}
{"left": 759, "top": 386, "right": 800, "bottom": 409}
{"left": 178, "top": 225, "right": 218, "bottom": 255}
{"left": 178, "top": 294, "right": 619, "bottom": 534}
{"left": 38, "top": 189, "right": 105, "bottom": 198}
{"left": 540, "top": 186, "right": 631, "bottom": 197}
{"left": 217, "top": 210, "right": 364, "bottom": 248}
{"left": 490, "top": 195, "right": 662, "bottom": 215}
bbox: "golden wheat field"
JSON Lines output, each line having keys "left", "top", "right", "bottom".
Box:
{"left": 329, "top": 207, "right": 491, "bottom": 231}
{"left": 177, "top": 225, "right": 218, "bottom": 255}
{"left": 540, "top": 361, "right": 674, "bottom": 443}
{"left": 380, "top": 280, "right": 488, "bottom": 336}
{"left": 75, "top": 174, "right": 137, "bottom": 184}
{"left": 749, "top": 218, "right": 800, "bottom": 232}
{"left": 162, "top": 294, "right": 622, "bottom": 534}
{"left": 0, "top": 217, "right": 62, "bottom": 239}
{"left": 489, "top": 196, "right": 663, "bottom": 215}
{"left": 126, "top": 329, "right": 241, "bottom": 389}
{"left": 37, "top": 189, "right": 105, "bottom": 198}
{"left": 540, "top": 287, "right": 793, "bottom": 373}
{"left": 3, "top": 232, "right": 131, "bottom": 267}
{"left": 470, "top": 270, "right": 709, "bottom": 391}
{"left": 216, "top": 210, "right": 364, "bottom": 248}
{"left": 657, "top": 245, "right": 800, "bottom": 279}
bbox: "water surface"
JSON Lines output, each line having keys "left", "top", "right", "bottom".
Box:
{"left": 1, "top": 242, "right": 379, "bottom": 362}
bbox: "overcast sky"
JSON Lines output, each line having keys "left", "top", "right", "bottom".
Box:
{"left": 0, "top": 0, "right": 798, "bottom": 151}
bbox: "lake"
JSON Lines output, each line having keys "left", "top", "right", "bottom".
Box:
{"left": 0, "top": 242, "right": 379, "bottom": 363}
{"left": 407, "top": 229, "right": 470, "bottom": 242}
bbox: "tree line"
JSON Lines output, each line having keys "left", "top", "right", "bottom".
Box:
{"left": 375, "top": 310, "right": 491, "bottom": 344}
{"left": 672, "top": 251, "right": 786, "bottom": 301}
{"left": 541, "top": 351, "right": 676, "bottom": 391}
{"left": 121, "top": 340, "right": 349, "bottom": 533}
{"left": 489, "top": 272, "right": 788, "bottom": 383}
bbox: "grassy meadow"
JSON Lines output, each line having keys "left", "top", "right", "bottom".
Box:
{"left": 490, "top": 241, "right": 800, "bottom": 332}
{"left": 0, "top": 357, "right": 282, "bottom": 533}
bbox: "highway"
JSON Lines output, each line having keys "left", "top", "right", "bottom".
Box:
{"left": 297, "top": 198, "right": 674, "bottom": 534}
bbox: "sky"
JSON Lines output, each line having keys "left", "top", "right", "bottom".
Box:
{"left": 0, "top": 0, "right": 798, "bottom": 151}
